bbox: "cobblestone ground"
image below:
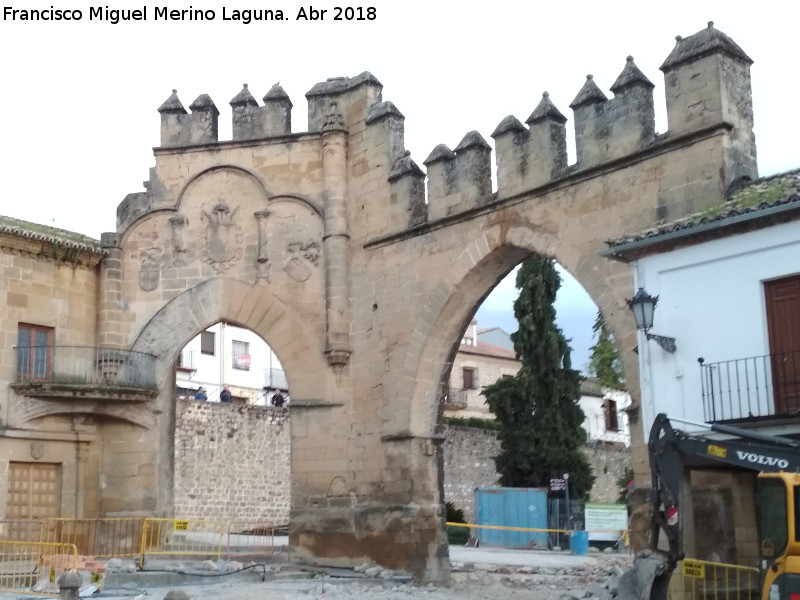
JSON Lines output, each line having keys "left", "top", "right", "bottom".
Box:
{"left": 96, "top": 551, "right": 635, "bottom": 600}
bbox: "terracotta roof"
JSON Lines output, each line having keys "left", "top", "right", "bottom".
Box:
{"left": 458, "top": 340, "right": 518, "bottom": 360}
{"left": 601, "top": 168, "right": 800, "bottom": 261}
{"left": 0, "top": 215, "right": 104, "bottom": 253}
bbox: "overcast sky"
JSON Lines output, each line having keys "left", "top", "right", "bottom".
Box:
{"left": 2, "top": 1, "right": 797, "bottom": 372}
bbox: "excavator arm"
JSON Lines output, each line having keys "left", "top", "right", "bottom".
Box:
{"left": 618, "top": 413, "right": 800, "bottom": 600}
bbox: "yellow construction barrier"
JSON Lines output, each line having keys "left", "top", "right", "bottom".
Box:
{"left": 0, "top": 541, "right": 77, "bottom": 596}
{"left": 39, "top": 517, "right": 145, "bottom": 558}
{"left": 140, "top": 518, "right": 224, "bottom": 565}
{"left": 669, "top": 558, "right": 760, "bottom": 600}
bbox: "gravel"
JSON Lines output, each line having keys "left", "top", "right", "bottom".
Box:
{"left": 96, "top": 548, "right": 635, "bottom": 600}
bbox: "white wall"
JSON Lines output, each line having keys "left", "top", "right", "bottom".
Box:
{"left": 579, "top": 389, "right": 631, "bottom": 446}
{"left": 176, "top": 322, "right": 287, "bottom": 405}
{"left": 634, "top": 220, "right": 800, "bottom": 440}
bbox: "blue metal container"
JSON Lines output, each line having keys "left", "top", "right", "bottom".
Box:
{"left": 570, "top": 530, "right": 589, "bottom": 555}
{"left": 474, "top": 487, "right": 548, "bottom": 548}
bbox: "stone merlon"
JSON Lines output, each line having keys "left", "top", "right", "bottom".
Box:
{"left": 158, "top": 89, "right": 219, "bottom": 147}
{"left": 660, "top": 21, "right": 753, "bottom": 72}
{"left": 569, "top": 75, "right": 608, "bottom": 109}
{"left": 526, "top": 92, "right": 568, "bottom": 125}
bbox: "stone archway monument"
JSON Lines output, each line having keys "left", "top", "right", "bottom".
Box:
{"left": 101, "top": 23, "right": 756, "bottom": 581}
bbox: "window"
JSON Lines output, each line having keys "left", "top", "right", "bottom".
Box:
{"left": 604, "top": 399, "right": 619, "bottom": 431}
{"left": 200, "top": 331, "right": 215, "bottom": 355}
{"left": 462, "top": 367, "right": 477, "bottom": 389}
{"left": 232, "top": 340, "right": 251, "bottom": 370}
{"left": 17, "top": 324, "right": 53, "bottom": 381}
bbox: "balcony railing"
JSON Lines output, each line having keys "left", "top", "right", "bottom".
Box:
{"left": 264, "top": 368, "right": 288, "bottom": 391}
{"left": 442, "top": 388, "right": 469, "bottom": 409}
{"left": 15, "top": 346, "right": 157, "bottom": 389}
{"left": 699, "top": 350, "right": 800, "bottom": 423}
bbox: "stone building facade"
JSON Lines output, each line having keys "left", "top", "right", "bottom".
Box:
{"left": 0, "top": 23, "right": 762, "bottom": 580}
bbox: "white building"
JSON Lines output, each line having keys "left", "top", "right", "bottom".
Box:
{"left": 176, "top": 321, "right": 289, "bottom": 405}
{"left": 603, "top": 169, "right": 800, "bottom": 441}
{"left": 579, "top": 379, "right": 631, "bottom": 447}
{"left": 601, "top": 168, "right": 800, "bottom": 567}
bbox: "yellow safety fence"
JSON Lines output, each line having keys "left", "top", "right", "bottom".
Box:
{"left": 668, "top": 558, "right": 760, "bottom": 600}
{"left": 0, "top": 541, "right": 78, "bottom": 596}
{"left": 140, "top": 518, "right": 224, "bottom": 565}
{"left": 39, "top": 517, "right": 145, "bottom": 558}
{"left": 139, "top": 518, "right": 277, "bottom": 565}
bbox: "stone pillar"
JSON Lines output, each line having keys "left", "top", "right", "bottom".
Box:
{"left": 321, "top": 104, "right": 351, "bottom": 372}
{"left": 98, "top": 233, "right": 122, "bottom": 348}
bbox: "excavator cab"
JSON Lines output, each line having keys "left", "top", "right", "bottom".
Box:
{"left": 757, "top": 472, "right": 800, "bottom": 599}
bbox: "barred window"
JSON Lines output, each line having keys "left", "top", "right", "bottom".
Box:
{"left": 232, "top": 340, "right": 251, "bottom": 370}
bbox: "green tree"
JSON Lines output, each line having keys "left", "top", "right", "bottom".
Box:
{"left": 587, "top": 312, "right": 625, "bottom": 389}
{"left": 482, "top": 255, "right": 594, "bottom": 499}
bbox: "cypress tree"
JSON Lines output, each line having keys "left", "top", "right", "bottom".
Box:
{"left": 482, "top": 255, "right": 594, "bottom": 499}
{"left": 587, "top": 311, "right": 625, "bottom": 389}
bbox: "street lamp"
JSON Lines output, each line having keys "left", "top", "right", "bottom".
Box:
{"left": 626, "top": 287, "right": 677, "bottom": 353}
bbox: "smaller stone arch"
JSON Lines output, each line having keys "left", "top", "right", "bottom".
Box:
{"left": 129, "top": 276, "right": 330, "bottom": 398}
{"left": 176, "top": 165, "right": 270, "bottom": 211}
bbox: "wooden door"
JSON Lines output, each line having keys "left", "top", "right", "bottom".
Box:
{"left": 5, "top": 462, "right": 60, "bottom": 540}
{"left": 765, "top": 275, "right": 800, "bottom": 414}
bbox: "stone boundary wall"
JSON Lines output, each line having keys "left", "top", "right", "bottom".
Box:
{"left": 173, "top": 399, "right": 291, "bottom": 525}
{"left": 173, "top": 411, "right": 629, "bottom": 527}
{"left": 441, "top": 425, "right": 631, "bottom": 523}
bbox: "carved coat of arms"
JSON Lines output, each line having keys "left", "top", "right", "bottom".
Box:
{"left": 203, "top": 201, "right": 242, "bottom": 270}
{"left": 139, "top": 248, "right": 163, "bottom": 291}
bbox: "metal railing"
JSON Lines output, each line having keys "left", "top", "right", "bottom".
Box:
{"left": 668, "top": 558, "right": 759, "bottom": 600}
{"left": 15, "top": 346, "right": 157, "bottom": 388}
{"left": 264, "top": 367, "right": 288, "bottom": 390}
{"left": 443, "top": 388, "right": 469, "bottom": 409}
{"left": 178, "top": 349, "right": 195, "bottom": 371}
{"left": 0, "top": 541, "right": 77, "bottom": 596}
{"left": 699, "top": 350, "right": 800, "bottom": 422}
{"left": 139, "top": 518, "right": 225, "bottom": 565}
{"left": 39, "top": 517, "right": 144, "bottom": 558}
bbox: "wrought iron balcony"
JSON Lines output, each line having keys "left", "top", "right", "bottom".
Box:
{"left": 442, "top": 388, "right": 470, "bottom": 410}
{"left": 699, "top": 350, "right": 800, "bottom": 423}
{"left": 13, "top": 345, "right": 158, "bottom": 401}
{"left": 264, "top": 367, "right": 288, "bottom": 391}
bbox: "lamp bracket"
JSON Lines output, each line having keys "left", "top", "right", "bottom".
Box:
{"left": 645, "top": 332, "right": 677, "bottom": 353}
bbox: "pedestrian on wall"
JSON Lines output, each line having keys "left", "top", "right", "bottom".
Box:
{"left": 194, "top": 387, "right": 208, "bottom": 401}
{"left": 219, "top": 385, "right": 233, "bottom": 403}
{"left": 271, "top": 392, "right": 286, "bottom": 407}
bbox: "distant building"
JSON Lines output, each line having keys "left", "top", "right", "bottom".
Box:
{"left": 477, "top": 326, "right": 515, "bottom": 352}
{"left": 445, "top": 320, "right": 631, "bottom": 446}
{"left": 176, "top": 322, "right": 289, "bottom": 405}
{"left": 443, "top": 320, "right": 520, "bottom": 418}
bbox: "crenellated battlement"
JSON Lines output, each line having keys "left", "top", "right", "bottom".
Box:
{"left": 155, "top": 71, "right": 384, "bottom": 148}
{"left": 146, "top": 23, "right": 758, "bottom": 235}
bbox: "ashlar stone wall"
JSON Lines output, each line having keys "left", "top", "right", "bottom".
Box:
{"left": 174, "top": 400, "right": 290, "bottom": 524}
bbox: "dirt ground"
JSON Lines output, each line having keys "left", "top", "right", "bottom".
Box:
{"left": 91, "top": 547, "right": 633, "bottom": 600}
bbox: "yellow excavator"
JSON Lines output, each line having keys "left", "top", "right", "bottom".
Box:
{"left": 618, "top": 413, "right": 800, "bottom": 599}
